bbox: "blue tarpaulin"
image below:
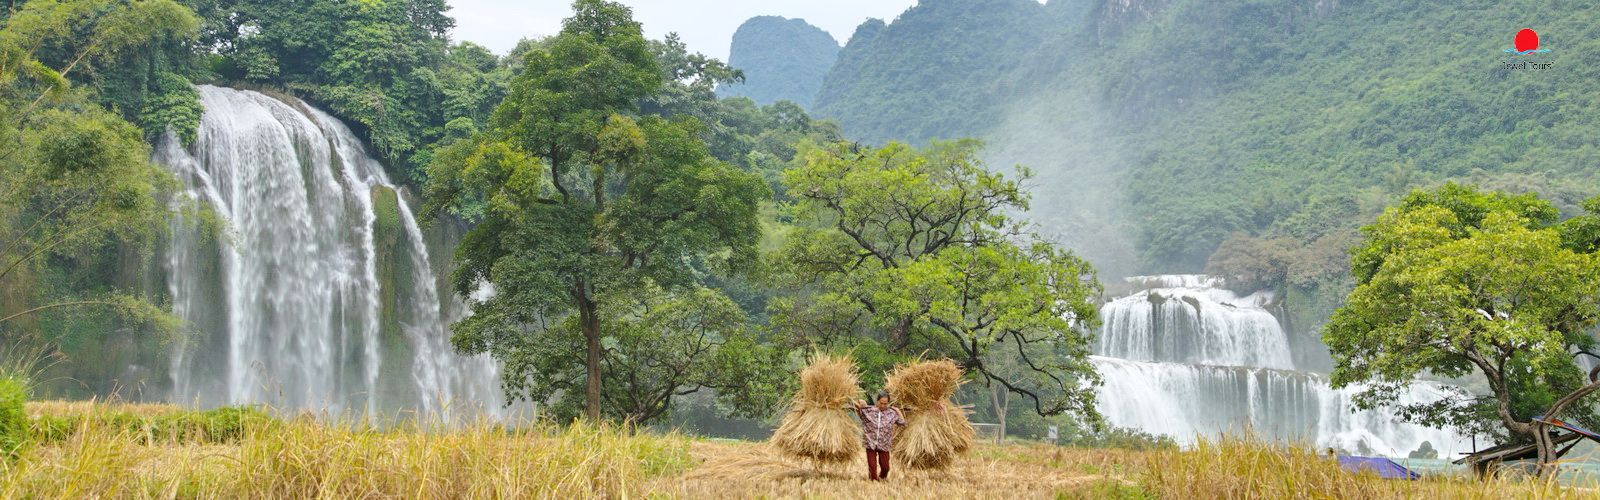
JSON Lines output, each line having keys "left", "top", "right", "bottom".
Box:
{"left": 1534, "top": 415, "right": 1600, "bottom": 441}
{"left": 1337, "top": 456, "right": 1420, "bottom": 480}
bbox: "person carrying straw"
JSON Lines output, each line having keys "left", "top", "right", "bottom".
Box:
{"left": 853, "top": 390, "right": 907, "bottom": 480}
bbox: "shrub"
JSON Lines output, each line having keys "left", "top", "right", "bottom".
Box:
{"left": 0, "top": 375, "right": 27, "bottom": 457}
{"left": 1061, "top": 426, "right": 1177, "bottom": 451}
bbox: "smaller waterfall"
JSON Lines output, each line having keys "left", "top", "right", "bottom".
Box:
{"left": 1093, "top": 275, "right": 1470, "bottom": 456}
{"left": 1093, "top": 357, "right": 1467, "bottom": 456}
{"left": 1097, "top": 275, "right": 1293, "bottom": 369}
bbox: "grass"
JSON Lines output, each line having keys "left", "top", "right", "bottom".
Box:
{"left": 1141, "top": 435, "right": 1584, "bottom": 499}
{"left": 0, "top": 400, "right": 1595, "bottom": 498}
{"left": 27, "top": 400, "right": 273, "bottom": 445}
{"left": 2, "top": 401, "right": 692, "bottom": 498}
{"left": 0, "top": 374, "right": 26, "bottom": 457}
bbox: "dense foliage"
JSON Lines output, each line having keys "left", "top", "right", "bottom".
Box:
{"left": 1324, "top": 184, "right": 1600, "bottom": 473}
{"left": 184, "top": 0, "right": 509, "bottom": 183}
{"left": 813, "top": 0, "right": 1052, "bottom": 145}
{"left": 773, "top": 140, "right": 1104, "bottom": 418}
{"left": 1, "top": 0, "right": 191, "bottom": 395}
{"left": 716, "top": 16, "right": 838, "bottom": 109}
{"left": 812, "top": 0, "right": 1600, "bottom": 281}
{"left": 0, "top": 374, "right": 23, "bottom": 457}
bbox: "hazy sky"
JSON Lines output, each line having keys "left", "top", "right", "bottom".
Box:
{"left": 447, "top": 0, "right": 922, "bottom": 60}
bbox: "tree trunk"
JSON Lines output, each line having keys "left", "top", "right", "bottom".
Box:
{"left": 577, "top": 281, "right": 602, "bottom": 421}
{"left": 1529, "top": 378, "right": 1600, "bottom": 479}
{"left": 988, "top": 382, "right": 1009, "bottom": 444}
{"left": 1534, "top": 424, "right": 1556, "bottom": 479}
{"left": 992, "top": 386, "right": 1004, "bottom": 442}
{"left": 889, "top": 319, "right": 911, "bottom": 351}
{"left": 988, "top": 383, "right": 1001, "bottom": 444}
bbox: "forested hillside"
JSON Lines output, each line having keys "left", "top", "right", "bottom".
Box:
{"left": 13, "top": 1, "right": 1600, "bottom": 489}
{"left": 813, "top": 0, "right": 1057, "bottom": 145}
{"left": 716, "top": 16, "right": 838, "bottom": 108}
{"left": 812, "top": 0, "right": 1600, "bottom": 300}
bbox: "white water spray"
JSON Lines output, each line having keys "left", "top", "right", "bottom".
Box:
{"left": 1093, "top": 275, "right": 1470, "bottom": 456}
{"left": 156, "top": 86, "right": 501, "bottom": 417}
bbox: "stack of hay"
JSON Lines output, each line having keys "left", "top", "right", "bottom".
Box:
{"left": 769, "top": 354, "right": 863, "bottom": 463}
{"left": 887, "top": 359, "right": 974, "bottom": 470}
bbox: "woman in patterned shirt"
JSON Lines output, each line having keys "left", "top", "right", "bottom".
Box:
{"left": 853, "top": 391, "right": 907, "bottom": 480}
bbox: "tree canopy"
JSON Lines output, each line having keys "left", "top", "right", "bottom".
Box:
{"left": 425, "top": 0, "right": 773, "bottom": 423}
{"left": 1324, "top": 183, "right": 1600, "bottom": 474}
{"left": 184, "top": 0, "right": 508, "bottom": 183}
{"left": 773, "top": 140, "right": 1103, "bottom": 419}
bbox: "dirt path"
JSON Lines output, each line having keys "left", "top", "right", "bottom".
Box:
{"left": 646, "top": 440, "right": 1136, "bottom": 499}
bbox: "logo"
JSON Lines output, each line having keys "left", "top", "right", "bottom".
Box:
{"left": 1504, "top": 28, "right": 1551, "bottom": 55}
{"left": 1501, "top": 28, "right": 1553, "bottom": 71}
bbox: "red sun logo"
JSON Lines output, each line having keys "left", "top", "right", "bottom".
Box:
{"left": 1514, "top": 29, "right": 1539, "bottom": 52}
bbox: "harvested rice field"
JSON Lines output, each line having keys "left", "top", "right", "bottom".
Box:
{"left": 651, "top": 440, "right": 1132, "bottom": 499}
{"left": 3, "top": 401, "right": 1593, "bottom": 499}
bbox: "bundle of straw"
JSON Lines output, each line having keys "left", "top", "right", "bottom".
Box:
{"left": 886, "top": 359, "right": 974, "bottom": 470}
{"left": 769, "top": 354, "right": 863, "bottom": 463}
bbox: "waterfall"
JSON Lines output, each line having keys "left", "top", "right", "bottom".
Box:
{"left": 156, "top": 85, "right": 502, "bottom": 417}
{"left": 1093, "top": 275, "right": 1470, "bottom": 457}
{"left": 1096, "top": 278, "right": 1293, "bottom": 368}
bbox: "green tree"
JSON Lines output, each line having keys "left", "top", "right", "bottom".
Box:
{"left": 775, "top": 140, "right": 1103, "bottom": 418}
{"left": 0, "top": 0, "right": 190, "bottom": 333}
{"left": 1562, "top": 196, "right": 1600, "bottom": 254}
{"left": 491, "top": 283, "right": 785, "bottom": 423}
{"left": 189, "top": 0, "right": 479, "bottom": 182}
{"left": 1324, "top": 184, "right": 1600, "bottom": 476}
{"left": 424, "top": 0, "right": 769, "bottom": 421}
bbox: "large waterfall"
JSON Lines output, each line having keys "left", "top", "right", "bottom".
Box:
{"left": 154, "top": 86, "right": 502, "bottom": 416}
{"left": 1093, "top": 275, "right": 1470, "bottom": 457}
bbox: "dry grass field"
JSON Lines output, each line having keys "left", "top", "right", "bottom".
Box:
{"left": 0, "top": 400, "right": 1594, "bottom": 499}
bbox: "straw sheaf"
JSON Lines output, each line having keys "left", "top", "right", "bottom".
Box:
{"left": 884, "top": 359, "right": 963, "bottom": 411}
{"left": 886, "top": 359, "right": 974, "bottom": 471}
{"left": 769, "top": 354, "right": 864, "bottom": 463}
{"left": 793, "top": 354, "right": 862, "bottom": 410}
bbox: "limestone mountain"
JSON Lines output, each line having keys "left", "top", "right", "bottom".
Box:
{"left": 717, "top": 16, "right": 840, "bottom": 108}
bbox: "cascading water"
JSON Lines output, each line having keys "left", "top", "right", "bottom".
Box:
{"left": 1096, "top": 277, "right": 1293, "bottom": 369}
{"left": 155, "top": 85, "right": 502, "bottom": 417}
{"left": 1093, "top": 275, "right": 1470, "bottom": 457}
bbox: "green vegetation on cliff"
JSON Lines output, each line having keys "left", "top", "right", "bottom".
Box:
{"left": 717, "top": 16, "right": 839, "bottom": 109}
{"left": 814, "top": 0, "right": 1055, "bottom": 145}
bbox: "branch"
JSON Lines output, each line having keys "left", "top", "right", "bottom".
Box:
{"left": 0, "top": 300, "right": 121, "bottom": 325}
{"left": 1545, "top": 378, "right": 1600, "bottom": 422}
{"left": 0, "top": 216, "right": 118, "bottom": 282}
{"left": 0, "top": 188, "right": 93, "bottom": 260}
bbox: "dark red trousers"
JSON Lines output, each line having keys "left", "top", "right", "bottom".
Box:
{"left": 866, "top": 449, "right": 891, "bottom": 480}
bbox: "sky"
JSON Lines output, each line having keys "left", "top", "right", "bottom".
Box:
{"left": 446, "top": 0, "right": 922, "bottom": 61}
